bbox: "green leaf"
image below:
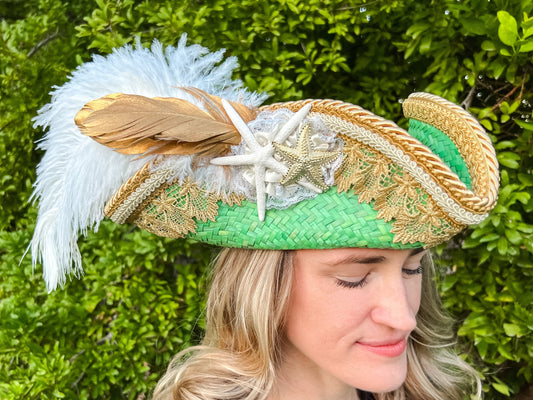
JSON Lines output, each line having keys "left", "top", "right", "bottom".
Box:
{"left": 498, "top": 151, "right": 521, "bottom": 169}
{"left": 497, "top": 11, "right": 519, "bottom": 46}
{"left": 519, "top": 38, "right": 533, "bottom": 52}
{"left": 500, "top": 47, "right": 512, "bottom": 56}
{"left": 462, "top": 17, "right": 487, "bottom": 35}
{"left": 518, "top": 173, "right": 533, "bottom": 186}
{"left": 492, "top": 382, "right": 511, "bottom": 396}
{"left": 522, "top": 12, "right": 533, "bottom": 38}
{"left": 405, "top": 22, "right": 430, "bottom": 39}
{"left": 495, "top": 140, "right": 516, "bottom": 150}
{"left": 515, "top": 119, "right": 533, "bottom": 130}
{"left": 500, "top": 101, "right": 510, "bottom": 113}
{"left": 504, "top": 229, "right": 522, "bottom": 245}
{"left": 479, "top": 233, "right": 500, "bottom": 242}
{"left": 480, "top": 119, "right": 493, "bottom": 130}
{"left": 514, "top": 192, "right": 531, "bottom": 204}
{"left": 404, "top": 36, "right": 420, "bottom": 59}
{"left": 503, "top": 323, "right": 522, "bottom": 337}
{"left": 508, "top": 100, "right": 520, "bottom": 113}
{"left": 505, "top": 58, "right": 518, "bottom": 82}
{"left": 419, "top": 35, "right": 432, "bottom": 53}
{"left": 441, "top": 274, "right": 458, "bottom": 292}
{"left": 497, "top": 236, "right": 508, "bottom": 255}
{"left": 476, "top": 339, "right": 489, "bottom": 358}
{"left": 481, "top": 40, "right": 496, "bottom": 51}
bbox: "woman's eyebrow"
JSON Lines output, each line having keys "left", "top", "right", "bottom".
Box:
{"left": 330, "top": 254, "right": 387, "bottom": 265}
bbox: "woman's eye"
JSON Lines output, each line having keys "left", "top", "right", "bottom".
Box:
{"left": 335, "top": 275, "right": 369, "bottom": 289}
{"left": 402, "top": 266, "right": 424, "bottom": 276}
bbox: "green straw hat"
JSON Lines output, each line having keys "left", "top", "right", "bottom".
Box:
{"left": 31, "top": 37, "right": 499, "bottom": 290}
{"left": 103, "top": 94, "right": 499, "bottom": 251}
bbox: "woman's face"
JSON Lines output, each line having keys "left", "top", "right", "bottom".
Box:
{"left": 282, "top": 247, "right": 426, "bottom": 395}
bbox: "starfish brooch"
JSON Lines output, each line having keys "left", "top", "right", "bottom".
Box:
{"left": 273, "top": 125, "right": 342, "bottom": 191}
{"left": 211, "top": 100, "right": 313, "bottom": 221}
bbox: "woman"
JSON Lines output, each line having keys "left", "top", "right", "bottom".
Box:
{"left": 152, "top": 248, "right": 481, "bottom": 400}
{"left": 31, "top": 36, "right": 498, "bottom": 399}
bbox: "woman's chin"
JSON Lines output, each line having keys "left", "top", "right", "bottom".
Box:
{"left": 352, "top": 364, "right": 408, "bottom": 394}
{"left": 356, "top": 381, "right": 404, "bottom": 395}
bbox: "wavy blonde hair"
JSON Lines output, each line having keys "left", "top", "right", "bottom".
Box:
{"left": 152, "top": 248, "right": 481, "bottom": 400}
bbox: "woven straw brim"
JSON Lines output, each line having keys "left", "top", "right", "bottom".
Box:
{"left": 189, "top": 187, "right": 422, "bottom": 249}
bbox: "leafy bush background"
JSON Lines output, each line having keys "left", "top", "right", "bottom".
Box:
{"left": 1, "top": 0, "right": 532, "bottom": 398}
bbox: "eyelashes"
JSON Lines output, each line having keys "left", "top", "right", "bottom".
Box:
{"left": 335, "top": 266, "right": 424, "bottom": 289}
{"left": 402, "top": 266, "right": 424, "bottom": 276}
{"left": 336, "top": 275, "right": 369, "bottom": 289}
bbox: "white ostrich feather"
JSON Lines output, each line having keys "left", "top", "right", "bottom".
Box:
{"left": 31, "top": 34, "right": 266, "bottom": 291}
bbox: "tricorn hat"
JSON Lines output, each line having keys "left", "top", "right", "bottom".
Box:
{"left": 31, "top": 35, "right": 499, "bottom": 291}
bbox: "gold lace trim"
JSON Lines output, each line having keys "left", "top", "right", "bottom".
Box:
{"left": 336, "top": 142, "right": 463, "bottom": 247}
{"left": 132, "top": 178, "right": 244, "bottom": 239}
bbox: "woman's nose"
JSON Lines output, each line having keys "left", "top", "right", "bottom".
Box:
{"left": 370, "top": 275, "right": 418, "bottom": 332}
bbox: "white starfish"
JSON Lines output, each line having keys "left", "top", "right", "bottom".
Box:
{"left": 211, "top": 100, "right": 314, "bottom": 221}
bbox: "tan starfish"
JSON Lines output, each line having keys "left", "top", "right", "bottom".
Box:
{"left": 273, "top": 125, "right": 342, "bottom": 191}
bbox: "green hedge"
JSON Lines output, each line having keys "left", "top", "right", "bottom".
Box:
{"left": 1, "top": 0, "right": 532, "bottom": 398}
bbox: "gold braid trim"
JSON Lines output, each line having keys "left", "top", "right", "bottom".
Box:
{"left": 262, "top": 99, "right": 496, "bottom": 214}
{"left": 319, "top": 113, "right": 487, "bottom": 225}
{"left": 105, "top": 165, "right": 176, "bottom": 224}
{"left": 105, "top": 163, "right": 152, "bottom": 218}
{"left": 402, "top": 92, "right": 499, "bottom": 203}
{"left": 105, "top": 161, "right": 244, "bottom": 235}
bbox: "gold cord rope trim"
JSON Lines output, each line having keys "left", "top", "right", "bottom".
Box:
{"left": 110, "top": 167, "right": 176, "bottom": 224}
{"left": 262, "top": 99, "right": 497, "bottom": 214}
{"left": 319, "top": 113, "right": 487, "bottom": 225}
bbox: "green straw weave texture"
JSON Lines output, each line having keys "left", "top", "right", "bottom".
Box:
{"left": 408, "top": 119, "right": 472, "bottom": 190}
{"left": 189, "top": 187, "right": 424, "bottom": 249}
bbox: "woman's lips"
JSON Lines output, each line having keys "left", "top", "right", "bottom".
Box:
{"left": 356, "top": 339, "right": 407, "bottom": 357}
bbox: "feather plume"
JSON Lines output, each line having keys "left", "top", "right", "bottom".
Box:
{"left": 30, "top": 34, "right": 267, "bottom": 291}
{"left": 75, "top": 90, "right": 258, "bottom": 156}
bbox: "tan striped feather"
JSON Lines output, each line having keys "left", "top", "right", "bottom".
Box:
{"left": 75, "top": 89, "right": 258, "bottom": 157}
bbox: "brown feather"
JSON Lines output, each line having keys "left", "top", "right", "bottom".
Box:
{"left": 75, "top": 90, "right": 258, "bottom": 156}
{"left": 179, "top": 87, "right": 258, "bottom": 123}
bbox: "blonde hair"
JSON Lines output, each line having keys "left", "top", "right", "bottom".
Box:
{"left": 153, "top": 249, "right": 481, "bottom": 400}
